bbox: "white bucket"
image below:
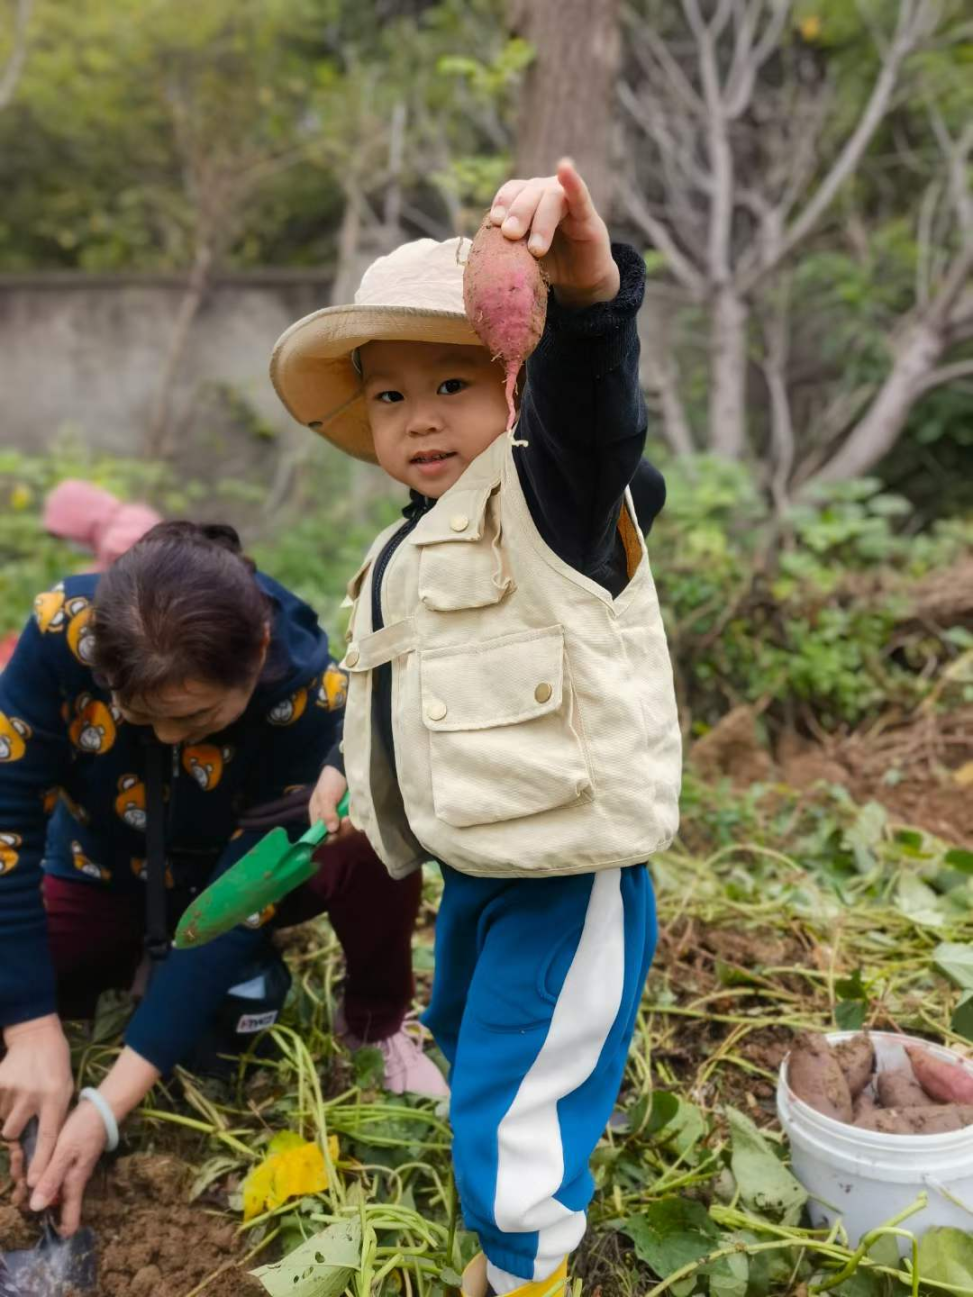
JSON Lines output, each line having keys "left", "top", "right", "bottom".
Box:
{"left": 777, "top": 1031, "right": 973, "bottom": 1247}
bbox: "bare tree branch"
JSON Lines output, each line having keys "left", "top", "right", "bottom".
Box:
{"left": 911, "top": 357, "right": 973, "bottom": 399}
{"left": 0, "top": 0, "right": 33, "bottom": 111}
{"left": 616, "top": 175, "right": 706, "bottom": 296}
{"left": 739, "top": 0, "right": 941, "bottom": 292}
{"left": 724, "top": 0, "right": 791, "bottom": 120}
{"left": 624, "top": 8, "right": 706, "bottom": 119}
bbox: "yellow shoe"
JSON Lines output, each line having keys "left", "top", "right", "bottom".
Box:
{"left": 460, "top": 1253, "right": 569, "bottom": 1297}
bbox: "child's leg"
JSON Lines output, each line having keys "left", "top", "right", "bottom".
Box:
{"left": 440, "top": 865, "right": 656, "bottom": 1289}
{"left": 276, "top": 831, "right": 422, "bottom": 1040}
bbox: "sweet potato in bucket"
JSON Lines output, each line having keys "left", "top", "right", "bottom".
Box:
{"left": 786, "top": 1031, "right": 973, "bottom": 1134}
{"left": 787, "top": 1032, "right": 854, "bottom": 1122}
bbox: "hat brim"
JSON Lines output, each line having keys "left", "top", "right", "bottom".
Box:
{"left": 270, "top": 304, "right": 482, "bottom": 464}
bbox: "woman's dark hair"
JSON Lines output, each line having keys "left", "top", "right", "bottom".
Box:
{"left": 92, "top": 521, "right": 273, "bottom": 703}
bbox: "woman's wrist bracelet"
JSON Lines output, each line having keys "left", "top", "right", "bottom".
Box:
{"left": 78, "top": 1087, "right": 120, "bottom": 1151}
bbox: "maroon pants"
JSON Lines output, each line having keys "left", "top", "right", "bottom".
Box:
{"left": 44, "top": 831, "right": 421, "bottom": 1042}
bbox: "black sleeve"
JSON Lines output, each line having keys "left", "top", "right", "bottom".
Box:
{"left": 513, "top": 243, "right": 663, "bottom": 592}
{"left": 629, "top": 459, "right": 667, "bottom": 536}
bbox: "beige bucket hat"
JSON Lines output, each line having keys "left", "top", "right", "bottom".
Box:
{"left": 270, "top": 236, "right": 482, "bottom": 463}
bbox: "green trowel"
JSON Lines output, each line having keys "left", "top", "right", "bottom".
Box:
{"left": 173, "top": 792, "right": 350, "bottom": 950}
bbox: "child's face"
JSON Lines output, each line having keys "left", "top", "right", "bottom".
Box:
{"left": 360, "top": 340, "right": 509, "bottom": 497}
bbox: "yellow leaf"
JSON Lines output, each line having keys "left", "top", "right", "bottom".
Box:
{"left": 953, "top": 762, "right": 973, "bottom": 787}
{"left": 242, "top": 1134, "right": 339, "bottom": 1221}
{"left": 9, "top": 484, "right": 32, "bottom": 511}
{"left": 800, "top": 14, "right": 821, "bottom": 40}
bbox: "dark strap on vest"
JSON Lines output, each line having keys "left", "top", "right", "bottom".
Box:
{"left": 144, "top": 740, "right": 170, "bottom": 966}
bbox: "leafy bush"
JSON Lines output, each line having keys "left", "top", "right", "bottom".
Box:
{"left": 650, "top": 455, "right": 973, "bottom": 730}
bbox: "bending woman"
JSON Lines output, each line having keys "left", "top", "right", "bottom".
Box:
{"left": 0, "top": 522, "right": 444, "bottom": 1235}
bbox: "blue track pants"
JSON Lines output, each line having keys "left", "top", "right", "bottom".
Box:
{"left": 423, "top": 863, "right": 657, "bottom": 1283}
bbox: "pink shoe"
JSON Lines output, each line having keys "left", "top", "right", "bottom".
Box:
{"left": 338, "top": 1012, "right": 450, "bottom": 1098}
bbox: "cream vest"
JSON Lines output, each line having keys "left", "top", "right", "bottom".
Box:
{"left": 341, "top": 434, "right": 682, "bottom": 880}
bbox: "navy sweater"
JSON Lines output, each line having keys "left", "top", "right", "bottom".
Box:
{"left": 0, "top": 572, "right": 346, "bottom": 1072}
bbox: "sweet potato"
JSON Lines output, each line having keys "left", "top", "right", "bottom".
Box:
{"left": 787, "top": 1032, "right": 853, "bottom": 1123}
{"left": 834, "top": 1034, "right": 875, "bottom": 1098}
{"left": 876, "top": 1066, "right": 939, "bottom": 1110}
{"left": 854, "top": 1103, "right": 973, "bottom": 1135}
{"left": 463, "top": 217, "right": 548, "bottom": 435}
{"left": 852, "top": 1091, "right": 877, "bottom": 1122}
{"left": 906, "top": 1046, "right": 973, "bottom": 1104}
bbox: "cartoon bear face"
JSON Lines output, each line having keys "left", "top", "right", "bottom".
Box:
{"left": 182, "top": 744, "right": 234, "bottom": 791}
{"left": 115, "top": 774, "right": 147, "bottom": 830}
{"left": 71, "top": 840, "right": 110, "bottom": 882}
{"left": 68, "top": 694, "right": 120, "bottom": 755}
{"left": 0, "top": 713, "right": 32, "bottom": 763}
{"left": 0, "top": 832, "right": 22, "bottom": 876}
{"left": 267, "top": 687, "right": 308, "bottom": 727}
{"left": 33, "top": 584, "right": 67, "bottom": 633}
{"left": 66, "top": 600, "right": 96, "bottom": 665}
{"left": 316, "top": 665, "right": 348, "bottom": 713}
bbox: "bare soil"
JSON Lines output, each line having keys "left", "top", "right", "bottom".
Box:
{"left": 692, "top": 704, "right": 973, "bottom": 845}
{"left": 0, "top": 1155, "right": 265, "bottom": 1297}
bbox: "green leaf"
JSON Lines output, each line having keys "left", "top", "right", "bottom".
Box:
{"left": 646, "top": 1090, "right": 681, "bottom": 1134}
{"left": 352, "top": 1046, "right": 386, "bottom": 1091}
{"left": 916, "top": 1227, "right": 973, "bottom": 1290}
{"left": 944, "top": 849, "right": 973, "bottom": 875}
{"left": 933, "top": 942, "right": 973, "bottom": 991}
{"left": 835, "top": 999, "right": 866, "bottom": 1031}
{"left": 708, "top": 1251, "right": 748, "bottom": 1297}
{"left": 251, "top": 1218, "right": 361, "bottom": 1297}
{"left": 658, "top": 1098, "right": 708, "bottom": 1160}
{"left": 835, "top": 968, "right": 866, "bottom": 1000}
{"left": 896, "top": 875, "right": 950, "bottom": 928}
{"left": 622, "top": 1198, "right": 720, "bottom": 1277}
{"left": 734, "top": 1231, "right": 804, "bottom": 1297}
{"left": 726, "top": 1109, "right": 807, "bottom": 1225}
{"left": 952, "top": 991, "right": 973, "bottom": 1042}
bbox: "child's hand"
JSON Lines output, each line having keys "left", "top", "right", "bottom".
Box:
{"left": 309, "top": 764, "right": 352, "bottom": 842}
{"left": 489, "top": 158, "right": 619, "bottom": 310}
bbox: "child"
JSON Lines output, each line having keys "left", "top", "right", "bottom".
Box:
{"left": 271, "top": 161, "right": 682, "bottom": 1297}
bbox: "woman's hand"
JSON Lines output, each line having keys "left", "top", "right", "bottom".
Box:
{"left": 488, "top": 159, "right": 620, "bottom": 310}
{"left": 309, "top": 765, "right": 352, "bottom": 842}
{"left": 0, "top": 1014, "right": 73, "bottom": 1200}
{"left": 30, "top": 1045, "right": 159, "bottom": 1236}
{"left": 28, "top": 1100, "right": 106, "bottom": 1235}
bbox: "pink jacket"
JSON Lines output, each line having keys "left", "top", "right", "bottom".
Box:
{"left": 43, "top": 480, "right": 162, "bottom": 570}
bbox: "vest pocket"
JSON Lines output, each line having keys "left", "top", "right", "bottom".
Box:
{"left": 419, "top": 626, "right": 593, "bottom": 828}
{"left": 413, "top": 489, "right": 513, "bottom": 612}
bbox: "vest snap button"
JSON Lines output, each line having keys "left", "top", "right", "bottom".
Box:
{"left": 346, "top": 647, "right": 360, "bottom": 667}
{"left": 534, "top": 682, "right": 553, "bottom": 704}
{"left": 449, "top": 514, "right": 469, "bottom": 533}
{"left": 426, "top": 699, "right": 448, "bottom": 722}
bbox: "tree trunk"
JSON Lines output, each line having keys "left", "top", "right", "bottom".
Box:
{"left": 509, "top": 0, "right": 621, "bottom": 215}
{"left": 639, "top": 292, "right": 695, "bottom": 455}
{"left": 708, "top": 287, "right": 748, "bottom": 458}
